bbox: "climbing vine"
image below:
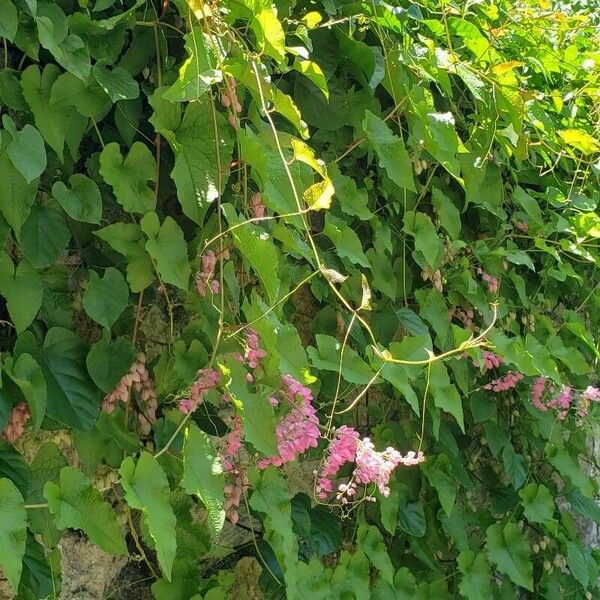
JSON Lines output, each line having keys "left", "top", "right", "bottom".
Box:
{"left": 0, "top": 0, "right": 600, "bottom": 598}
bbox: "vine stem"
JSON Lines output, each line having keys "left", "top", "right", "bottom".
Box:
{"left": 24, "top": 503, "right": 49, "bottom": 510}
{"left": 127, "top": 510, "right": 159, "bottom": 580}
{"left": 241, "top": 484, "right": 282, "bottom": 585}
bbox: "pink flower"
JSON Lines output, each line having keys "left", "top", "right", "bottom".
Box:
{"left": 516, "top": 221, "right": 529, "bottom": 232}
{"left": 532, "top": 377, "right": 547, "bottom": 411}
{"left": 484, "top": 371, "right": 523, "bottom": 392}
{"left": 251, "top": 193, "right": 265, "bottom": 219}
{"left": 2, "top": 402, "right": 30, "bottom": 443}
{"left": 179, "top": 368, "right": 220, "bottom": 414}
{"left": 354, "top": 438, "right": 424, "bottom": 496}
{"left": 478, "top": 269, "right": 499, "bottom": 294}
{"left": 220, "top": 415, "right": 247, "bottom": 525}
{"left": 258, "top": 376, "right": 320, "bottom": 469}
{"left": 582, "top": 386, "right": 600, "bottom": 402}
{"left": 245, "top": 329, "right": 267, "bottom": 369}
{"left": 316, "top": 426, "right": 359, "bottom": 499}
{"left": 474, "top": 351, "right": 503, "bottom": 371}
{"left": 196, "top": 251, "right": 220, "bottom": 298}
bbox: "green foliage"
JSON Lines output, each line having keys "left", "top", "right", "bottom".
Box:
{"left": 44, "top": 466, "right": 127, "bottom": 555}
{"left": 0, "top": 0, "right": 599, "bottom": 597}
{"left": 0, "top": 478, "right": 26, "bottom": 594}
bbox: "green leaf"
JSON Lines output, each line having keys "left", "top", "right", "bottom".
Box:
{"left": 49, "top": 71, "right": 111, "bottom": 118}
{"left": 506, "top": 250, "right": 535, "bottom": 271}
{"left": 422, "top": 454, "right": 457, "bottom": 516}
{"left": 9, "top": 353, "right": 47, "bottom": 432}
{"left": 308, "top": 334, "right": 374, "bottom": 385}
{"left": 21, "top": 65, "right": 88, "bottom": 161}
{"left": 15, "top": 328, "right": 101, "bottom": 430}
{"left": 519, "top": 483, "right": 554, "bottom": 524}
{"left": 86, "top": 334, "right": 136, "bottom": 393}
{"left": 83, "top": 267, "right": 129, "bottom": 330}
{"left": 0, "top": 478, "right": 26, "bottom": 594}
{"left": 293, "top": 60, "right": 328, "bottom": 99}
{"left": 249, "top": 467, "right": 299, "bottom": 594}
{"left": 26, "top": 442, "right": 66, "bottom": 547}
{"left": 52, "top": 174, "right": 103, "bottom": 224}
{"left": 397, "top": 501, "right": 426, "bottom": 537}
{"left": 558, "top": 129, "right": 600, "bottom": 154}
{"left": 0, "top": 0, "right": 18, "bottom": 41}
{"left": 403, "top": 211, "right": 443, "bottom": 269}
{"left": 457, "top": 550, "right": 493, "bottom": 600}
{"left": 162, "top": 26, "right": 220, "bottom": 102}
{"left": 432, "top": 187, "right": 461, "bottom": 239}
{"left": 323, "top": 214, "right": 370, "bottom": 268}
{"left": 513, "top": 187, "right": 543, "bottom": 225}
{"left": 485, "top": 522, "right": 533, "bottom": 591}
{"left": 567, "top": 490, "right": 600, "bottom": 525}
{"left": 155, "top": 97, "right": 233, "bottom": 224}
{"left": 501, "top": 443, "right": 526, "bottom": 490}
{"left": 546, "top": 444, "right": 593, "bottom": 497}
{"left": 20, "top": 204, "right": 71, "bottom": 268}
{"left": 224, "top": 360, "right": 278, "bottom": 456}
{"left": 141, "top": 213, "right": 191, "bottom": 290}
{"left": 566, "top": 542, "right": 589, "bottom": 587}
{"left": 0, "top": 147, "right": 38, "bottom": 238}
{"left": 2, "top": 115, "right": 47, "bottom": 184}
{"left": 357, "top": 523, "right": 394, "bottom": 585}
{"left": 45, "top": 466, "right": 126, "bottom": 554}
{"left": 222, "top": 204, "right": 281, "bottom": 303}
{"left": 362, "top": 110, "right": 415, "bottom": 191}
{"left": 99, "top": 141, "right": 156, "bottom": 214}
{"left": 181, "top": 423, "right": 225, "bottom": 539}
{"left": 238, "top": 0, "right": 286, "bottom": 63}
{"left": 93, "top": 61, "right": 140, "bottom": 102}
{"left": 95, "top": 223, "right": 155, "bottom": 292}
{"left": 433, "top": 385, "right": 464, "bottom": 433}
{"left": 0, "top": 255, "right": 43, "bottom": 333}
{"left": 119, "top": 452, "right": 177, "bottom": 580}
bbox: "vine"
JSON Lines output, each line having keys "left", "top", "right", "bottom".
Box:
{"left": 0, "top": 0, "right": 599, "bottom": 599}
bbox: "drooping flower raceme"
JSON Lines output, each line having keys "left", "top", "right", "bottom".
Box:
{"left": 179, "top": 368, "right": 221, "bottom": 414}
{"left": 316, "top": 425, "right": 359, "bottom": 499}
{"left": 220, "top": 413, "right": 246, "bottom": 526}
{"left": 2, "top": 402, "right": 30, "bottom": 443}
{"left": 316, "top": 425, "right": 425, "bottom": 502}
{"left": 258, "top": 375, "right": 320, "bottom": 469}
{"left": 354, "top": 438, "right": 424, "bottom": 497}
{"left": 102, "top": 353, "right": 158, "bottom": 435}
{"left": 475, "top": 351, "right": 503, "bottom": 371}
{"left": 196, "top": 251, "right": 220, "bottom": 297}
{"left": 484, "top": 371, "right": 523, "bottom": 392}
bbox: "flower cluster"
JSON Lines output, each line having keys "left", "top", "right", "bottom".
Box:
{"left": 179, "top": 368, "right": 221, "bottom": 414}
{"left": 251, "top": 192, "right": 265, "bottom": 219}
{"left": 474, "top": 351, "right": 503, "bottom": 371}
{"left": 316, "top": 425, "right": 425, "bottom": 503}
{"left": 577, "top": 386, "right": 600, "bottom": 420}
{"left": 196, "top": 251, "right": 220, "bottom": 297}
{"left": 448, "top": 306, "right": 475, "bottom": 330}
{"left": 316, "top": 425, "right": 359, "bottom": 499}
{"left": 484, "top": 371, "right": 523, "bottom": 392}
{"left": 220, "top": 414, "right": 247, "bottom": 525}
{"left": 102, "top": 353, "right": 158, "bottom": 435}
{"left": 2, "top": 402, "right": 30, "bottom": 443}
{"left": 220, "top": 77, "right": 242, "bottom": 128}
{"left": 235, "top": 329, "right": 267, "bottom": 382}
{"left": 478, "top": 268, "right": 499, "bottom": 294}
{"left": 421, "top": 266, "right": 443, "bottom": 293}
{"left": 257, "top": 375, "right": 320, "bottom": 469}
{"left": 532, "top": 378, "right": 600, "bottom": 421}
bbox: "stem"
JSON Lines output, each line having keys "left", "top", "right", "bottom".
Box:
{"left": 24, "top": 503, "right": 49, "bottom": 510}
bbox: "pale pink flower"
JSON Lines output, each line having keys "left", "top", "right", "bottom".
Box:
{"left": 2, "top": 402, "right": 30, "bottom": 443}
{"left": 484, "top": 371, "right": 523, "bottom": 392}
